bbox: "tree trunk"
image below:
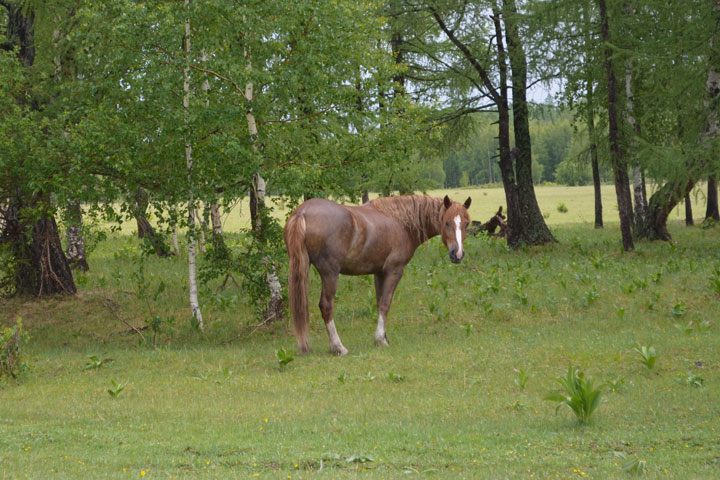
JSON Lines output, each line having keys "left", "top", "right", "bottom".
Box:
{"left": 625, "top": 62, "right": 648, "bottom": 234}
{"left": 503, "top": 0, "right": 555, "bottom": 246}
{"left": 244, "top": 49, "right": 283, "bottom": 323}
{"left": 5, "top": 2, "right": 35, "bottom": 67}
{"left": 184, "top": 0, "right": 204, "bottom": 330}
{"left": 685, "top": 192, "right": 694, "bottom": 226}
{"left": 644, "top": 180, "right": 695, "bottom": 240}
{"left": 598, "top": 0, "right": 635, "bottom": 250}
{"left": 133, "top": 188, "right": 172, "bottom": 257}
{"left": 65, "top": 202, "right": 89, "bottom": 271}
{"left": 583, "top": 5, "right": 603, "bottom": 229}
{"left": 705, "top": 175, "right": 720, "bottom": 221}
{"left": 1, "top": 4, "right": 75, "bottom": 296}
{"left": 491, "top": 9, "right": 524, "bottom": 249}
{"left": 172, "top": 224, "right": 179, "bottom": 255}
{"left": 3, "top": 199, "right": 76, "bottom": 296}
{"left": 210, "top": 204, "right": 222, "bottom": 235}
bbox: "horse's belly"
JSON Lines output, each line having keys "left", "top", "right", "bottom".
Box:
{"left": 339, "top": 257, "right": 383, "bottom": 275}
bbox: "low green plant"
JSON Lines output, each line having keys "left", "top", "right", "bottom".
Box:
{"left": 462, "top": 322, "right": 474, "bottom": 336}
{"left": 84, "top": 355, "right": 114, "bottom": 370}
{"left": 1, "top": 317, "right": 30, "bottom": 379}
{"left": 604, "top": 377, "right": 626, "bottom": 393}
{"left": 107, "top": 379, "right": 125, "bottom": 398}
{"left": 544, "top": 365, "right": 602, "bottom": 424}
{"left": 513, "top": 368, "right": 529, "bottom": 390}
{"left": 633, "top": 344, "right": 657, "bottom": 371}
{"left": 709, "top": 265, "right": 720, "bottom": 296}
{"left": 276, "top": 348, "right": 294, "bottom": 370}
{"left": 386, "top": 372, "right": 405, "bottom": 383}
{"left": 622, "top": 458, "right": 646, "bottom": 475}
{"left": 674, "top": 321, "right": 694, "bottom": 335}
{"left": 556, "top": 202, "right": 569, "bottom": 213}
{"left": 680, "top": 372, "right": 705, "bottom": 387}
{"left": 670, "top": 301, "right": 686, "bottom": 319}
{"left": 584, "top": 285, "right": 599, "bottom": 306}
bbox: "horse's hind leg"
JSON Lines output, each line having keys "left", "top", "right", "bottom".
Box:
{"left": 319, "top": 272, "right": 349, "bottom": 356}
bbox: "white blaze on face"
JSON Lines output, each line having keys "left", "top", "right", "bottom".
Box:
{"left": 454, "top": 215, "right": 463, "bottom": 258}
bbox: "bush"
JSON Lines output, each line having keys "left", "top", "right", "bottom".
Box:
{"left": 1, "top": 317, "right": 30, "bottom": 379}
{"left": 557, "top": 202, "right": 569, "bottom": 213}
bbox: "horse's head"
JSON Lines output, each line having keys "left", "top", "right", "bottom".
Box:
{"left": 441, "top": 195, "right": 472, "bottom": 264}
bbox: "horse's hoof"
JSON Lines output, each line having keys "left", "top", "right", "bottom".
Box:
{"left": 330, "top": 345, "right": 349, "bottom": 356}
{"left": 375, "top": 335, "right": 390, "bottom": 347}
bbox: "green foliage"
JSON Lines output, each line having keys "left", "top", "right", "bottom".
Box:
{"left": 709, "top": 265, "right": 720, "bottom": 296}
{"left": 84, "top": 355, "right": 113, "bottom": 370}
{"left": 556, "top": 202, "right": 569, "bottom": 213}
{"left": 679, "top": 372, "right": 705, "bottom": 388}
{"left": 604, "top": 377, "right": 626, "bottom": 393}
{"left": 275, "top": 348, "right": 294, "bottom": 370}
{"left": 584, "top": 285, "right": 599, "bottom": 306}
{"left": 107, "top": 380, "right": 125, "bottom": 399}
{"left": 513, "top": 368, "right": 529, "bottom": 390}
{"left": 633, "top": 344, "right": 657, "bottom": 371}
{"left": 0, "top": 317, "right": 30, "bottom": 379}
{"left": 622, "top": 458, "right": 647, "bottom": 475}
{"left": 670, "top": 301, "right": 686, "bottom": 319}
{"left": 544, "top": 365, "right": 602, "bottom": 424}
{"left": 673, "top": 321, "right": 695, "bottom": 335}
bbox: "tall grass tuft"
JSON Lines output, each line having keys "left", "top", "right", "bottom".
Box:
{"left": 545, "top": 365, "right": 602, "bottom": 424}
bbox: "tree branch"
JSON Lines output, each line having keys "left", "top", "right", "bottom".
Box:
{"left": 429, "top": 5, "right": 501, "bottom": 103}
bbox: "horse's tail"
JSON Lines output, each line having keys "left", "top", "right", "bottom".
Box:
{"left": 283, "top": 212, "right": 311, "bottom": 354}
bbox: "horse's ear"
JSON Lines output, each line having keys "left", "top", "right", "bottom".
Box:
{"left": 443, "top": 195, "right": 452, "bottom": 209}
{"left": 464, "top": 197, "right": 472, "bottom": 209}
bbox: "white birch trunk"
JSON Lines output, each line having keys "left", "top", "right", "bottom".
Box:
{"left": 172, "top": 224, "right": 179, "bottom": 256}
{"left": 195, "top": 208, "right": 206, "bottom": 254}
{"left": 244, "top": 53, "right": 283, "bottom": 322}
{"left": 184, "top": 0, "right": 203, "bottom": 330}
{"left": 210, "top": 204, "right": 222, "bottom": 235}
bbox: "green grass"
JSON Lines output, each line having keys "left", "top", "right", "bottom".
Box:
{"left": 1, "top": 186, "right": 720, "bottom": 478}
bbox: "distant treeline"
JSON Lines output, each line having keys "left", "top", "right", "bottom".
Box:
{"left": 442, "top": 110, "right": 611, "bottom": 188}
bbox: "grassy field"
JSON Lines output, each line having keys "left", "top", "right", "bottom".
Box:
{"left": 1, "top": 185, "right": 720, "bottom": 479}
{"left": 190, "top": 183, "right": 707, "bottom": 233}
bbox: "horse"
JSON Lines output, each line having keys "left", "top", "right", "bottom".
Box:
{"left": 283, "top": 194, "right": 472, "bottom": 355}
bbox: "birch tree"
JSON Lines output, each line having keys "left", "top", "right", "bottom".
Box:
{"left": 183, "top": 0, "right": 203, "bottom": 329}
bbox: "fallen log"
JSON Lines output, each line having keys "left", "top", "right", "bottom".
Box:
{"left": 469, "top": 206, "right": 507, "bottom": 239}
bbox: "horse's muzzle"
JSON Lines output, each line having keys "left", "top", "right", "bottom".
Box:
{"left": 449, "top": 248, "right": 464, "bottom": 264}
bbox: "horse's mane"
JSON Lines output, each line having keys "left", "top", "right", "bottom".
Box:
{"left": 369, "top": 195, "right": 444, "bottom": 244}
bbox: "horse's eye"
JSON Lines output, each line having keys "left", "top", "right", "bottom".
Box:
{"left": 445, "top": 221, "right": 451, "bottom": 228}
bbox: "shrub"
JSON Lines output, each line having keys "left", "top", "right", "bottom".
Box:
{"left": 557, "top": 202, "right": 569, "bottom": 213}
{"left": 1, "top": 317, "right": 30, "bottom": 379}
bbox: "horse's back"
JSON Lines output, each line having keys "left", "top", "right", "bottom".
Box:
{"left": 288, "top": 198, "right": 406, "bottom": 275}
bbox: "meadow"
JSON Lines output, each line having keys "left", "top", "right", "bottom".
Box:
{"left": 1, "top": 185, "right": 719, "bottom": 479}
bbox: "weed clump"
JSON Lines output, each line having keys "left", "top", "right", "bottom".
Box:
{"left": 1, "top": 316, "right": 30, "bottom": 380}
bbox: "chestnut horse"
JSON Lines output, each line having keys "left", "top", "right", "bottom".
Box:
{"left": 283, "top": 195, "right": 471, "bottom": 355}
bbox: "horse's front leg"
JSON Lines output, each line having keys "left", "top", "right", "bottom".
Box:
{"left": 373, "top": 268, "right": 404, "bottom": 347}
{"left": 319, "top": 272, "right": 349, "bottom": 356}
